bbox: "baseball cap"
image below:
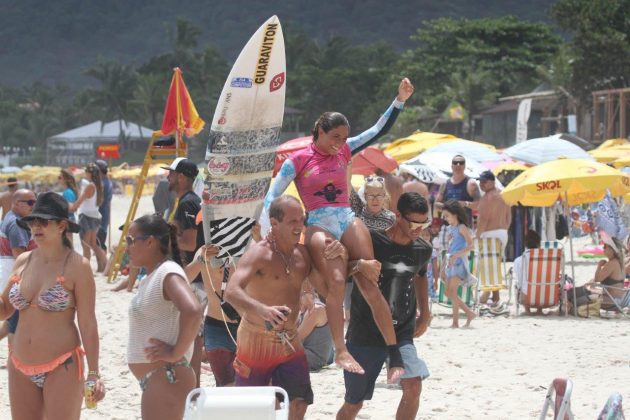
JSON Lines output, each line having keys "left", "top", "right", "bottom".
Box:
{"left": 479, "top": 170, "right": 495, "bottom": 182}
{"left": 161, "top": 157, "right": 199, "bottom": 179}
{"left": 95, "top": 159, "right": 108, "bottom": 174}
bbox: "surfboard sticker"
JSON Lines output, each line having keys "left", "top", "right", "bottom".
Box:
{"left": 203, "top": 15, "right": 285, "bottom": 242}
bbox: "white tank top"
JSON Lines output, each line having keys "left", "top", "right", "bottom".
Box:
{"left": 127, "top": 260, "right": 194, "bottom": 364}
{"left": 78, "top": 181, "right": 101, "bottom": 218}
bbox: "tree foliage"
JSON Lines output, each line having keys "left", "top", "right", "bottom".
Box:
{"left": 552, "top": 0, "right": 630, "bottom": 102}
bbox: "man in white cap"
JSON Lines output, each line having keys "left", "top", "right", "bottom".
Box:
{"left": 161, "top": 157, "right": 206, "bottom": 386}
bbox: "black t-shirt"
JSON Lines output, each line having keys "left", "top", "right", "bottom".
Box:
{"left": 346, "top": 229, "right": 432, "bottom": 346}
{"left": 173, "top": 190, "right": 202, "bottom": 281}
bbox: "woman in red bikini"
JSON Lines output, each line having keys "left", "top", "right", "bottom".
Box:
{"left": 0, "top": 192, "right": 105, "bottom": 419}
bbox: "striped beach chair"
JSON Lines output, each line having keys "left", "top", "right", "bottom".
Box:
{"left": 542, "top": 240, "right": 564, "bottom": 250}
{"left": 517, "top": 248, "right": 566, "bottom": 315}
{"left": 438, "top": 250, "right": 476, "bottom": 308}
{"left": 475, "top": 238, "right": 510, "bottom": 309}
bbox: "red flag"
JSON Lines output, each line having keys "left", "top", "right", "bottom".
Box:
{"left": 154, "top": 68, "right": 205, "bottom": 140}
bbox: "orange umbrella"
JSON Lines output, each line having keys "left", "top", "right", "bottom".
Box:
{"left": 274, "top": 136, "right": 312, "bottom": 175}
{"left": 351, "top": 147, "right": 398, "bottom": 175}
{"left": 154, "top": 68, "right": 205, "bottom": 143}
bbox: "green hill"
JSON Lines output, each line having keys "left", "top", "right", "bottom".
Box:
{"left": 1, "top": 0, "right": 555, "bottom": 87}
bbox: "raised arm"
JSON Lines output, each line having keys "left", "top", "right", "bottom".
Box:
{"left": 259, "top": 159, "right": 297, "bottom": 235}
{"left": 347, "top": 78, "right": 414, "bottom": 154}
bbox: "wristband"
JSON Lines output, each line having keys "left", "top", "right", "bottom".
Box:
{"left": 387, "top": 345, "right": 403, "bottom": 369}
{"left": 87, "top": 370, "right": 100, "bottom": 379}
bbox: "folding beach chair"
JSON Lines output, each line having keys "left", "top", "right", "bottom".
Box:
{"left": 542, "top": 240, "right": 564, "bottom": 250}
{"left": 539, "top": 378, "right": 574, "bottom": 420}
{"left": 475, "top": 238, "right": 511, "bottom": 310}
{"left": 516, "top": 248, "right": 566, "bottom": 316}
{"left": 438, "top": 250, "right": 476, "bottom": 308}
{"left": 183, "top": 386, "right": 289, "bottom": 420}
{"left": 590, "top": 283, "right": 630, "bottom": 318}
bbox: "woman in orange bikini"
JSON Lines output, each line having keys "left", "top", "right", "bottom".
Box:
{"left": 0, "top": 192, "right": 105, "bottom": 419}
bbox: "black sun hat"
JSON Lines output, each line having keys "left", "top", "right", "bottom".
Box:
{"left": 17, "top": 192, "right": 81, "bottom": 233}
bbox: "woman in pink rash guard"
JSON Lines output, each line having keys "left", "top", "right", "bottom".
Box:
{"left": 260, "top": 78, "right": 414, "bottom": 379}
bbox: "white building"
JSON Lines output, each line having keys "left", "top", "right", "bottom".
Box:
{"left": 46, "top": 120, "right": 153, "bottom": 166}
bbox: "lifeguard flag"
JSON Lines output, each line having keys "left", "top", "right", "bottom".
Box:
{"left": 154, "top": 67, "right": 205, "bottom": 139}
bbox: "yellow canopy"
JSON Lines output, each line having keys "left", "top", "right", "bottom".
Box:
{"left": 501, "top": 158, "right": 630, "bottom": 206}
{"left": 613, "top": 156, "right": 630, "bottom": 168}
{"left": 383, "top": 131, "right": 457, "bottom": 163}
{"left": 588, "top": 145, "right": 630, "bottom": 163}
{"left": 597, "top": 138, "right": 628, "bottom": 149}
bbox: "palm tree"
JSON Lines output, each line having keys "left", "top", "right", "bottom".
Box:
{"left": 84, "top": 58, "right": 138, "bottom": 147}
{"left": 130, "top": 73, "right": 165, "bottom": 128}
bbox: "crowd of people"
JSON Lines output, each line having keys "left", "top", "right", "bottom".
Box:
{"left": 0, "top": 76, "right": 627, "bottom": 420}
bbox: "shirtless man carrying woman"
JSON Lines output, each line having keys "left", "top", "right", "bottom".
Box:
{"left": 225, "top": 196, "right": 345, "bottom": 420}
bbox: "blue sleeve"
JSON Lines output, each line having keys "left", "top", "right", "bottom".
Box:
{"left": 7, "top": 223, "right": 29, "bottom": 249}
{"left": 259, "top": 159, "right": 296, "bottom": 235}
{"left": 347, "top": 98, "right": 404, "bottom": 155}
{"left": 63, "top": 189, "right": 76, "bottom": 203}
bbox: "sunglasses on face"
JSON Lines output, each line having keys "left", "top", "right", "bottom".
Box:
{"left": 19, "top": 199, "right": 36, "bottom": 206}
{"left": 451, "top": 161, "right": 466, "bottom": 166}
{"left": 125, "top": 234, "right": 150, "bottom": 246}
{"left": 402, "top": 214, "right": 432, "bottom": 231}
{"left": 365, "top": 176, "right": 385, "bottom": 183}
{"left": 25, "top": 218, "right": 52, "bottom": 228}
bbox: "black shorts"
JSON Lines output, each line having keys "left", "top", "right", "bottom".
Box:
{"left": 96, "top": 228, "right": 107, "bottom": 250}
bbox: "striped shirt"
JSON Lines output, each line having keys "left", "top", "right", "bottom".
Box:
{"left": 127, "top": 260, "right": 193, "bottom": 364}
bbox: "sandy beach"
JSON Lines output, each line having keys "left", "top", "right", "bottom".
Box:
{"left": 1, "top": 194, "right": 628, "bottom": 419}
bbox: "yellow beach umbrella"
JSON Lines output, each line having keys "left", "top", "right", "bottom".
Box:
{"left": 384, "top": 131, "right": 457, "bottom": 163}
{"left": 501, "top": 158, "right": 630, "bottom": 207}
{"left": 588, "top": 145, "right": 630, "bottom": 163}
{"left": 597, "top": 138, "right": 628, "bottom": 149}
{"left": 613, "top": 156, "right": 630, "bottom": 169}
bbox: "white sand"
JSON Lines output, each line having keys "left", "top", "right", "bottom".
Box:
{"left": 1, "top": 194, "right": 628, "bottom": 419}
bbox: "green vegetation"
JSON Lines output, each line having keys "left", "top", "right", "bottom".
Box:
{"left": 2, "top": 1, "right": 629, "bottom": 163}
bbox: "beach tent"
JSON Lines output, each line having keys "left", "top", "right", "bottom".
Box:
{"left": 504, "top": 135, "right": 593, "bottom": 165}
{"left": 383, "top": 131, "right": 457, "bottom": 163}
{"left": 46, "top": 120, "right": 153, "bottom": 166}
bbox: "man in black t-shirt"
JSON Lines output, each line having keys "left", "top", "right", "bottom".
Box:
{"left": 338, "top": 192, "right": 433, "bottom": 420}
{"left": 161, "top": 157, "right": 205, "bottom": 386}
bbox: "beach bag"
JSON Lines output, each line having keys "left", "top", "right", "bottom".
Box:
{"left": 577, "top": 297, "right": 601, "bottom": 318}
{"left": 568, "top": 285, "right": 591, "bottom": 307}
{"left": 556, "top": 213, "right": 569, "bottom": 240}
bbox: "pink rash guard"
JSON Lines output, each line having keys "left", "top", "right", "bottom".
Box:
{"left": 292, "top": 143, "right": 351, "bottom": 212}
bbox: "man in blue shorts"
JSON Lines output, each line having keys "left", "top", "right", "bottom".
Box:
{"left": 337, "top": 192, "right": 432, "bottom": 420}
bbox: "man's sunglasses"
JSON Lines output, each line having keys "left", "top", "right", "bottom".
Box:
{"left": 19, "top": 199, "right": 36, "bottom": 206}
{"left": 403, "top": 215, "right": 431, "bottom": 231}
{"left": 451, "top": 160, "right": 466, "bottom": 166}
{"left": 125, "top": 234, "right": 150, "bottom": 246}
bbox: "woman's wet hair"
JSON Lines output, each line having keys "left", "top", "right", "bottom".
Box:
{"left": 443, "top": 199, "right": 469, "bottom": 227}
{"left": 133, "top": 214, "right": 182, "bottom": 266}
{"left": 312, "top": 112, "right": 350, "bottom": 141}
{"left": 85, "top": 163, "right": 104, "bottom": 206}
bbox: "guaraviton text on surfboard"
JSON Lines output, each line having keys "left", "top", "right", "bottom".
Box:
{"left": 254, "top": 23, "right": 277, "bottom": 84}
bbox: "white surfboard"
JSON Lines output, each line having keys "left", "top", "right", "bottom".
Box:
{"left": 202, "top": 16, "right": 285, "bottom": 251}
